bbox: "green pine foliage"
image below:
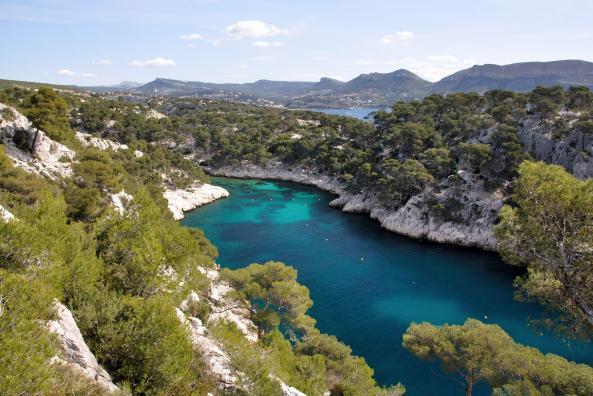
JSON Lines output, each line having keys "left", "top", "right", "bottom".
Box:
{"left": 1, "top": 83, "right": 593, "bottom": 395}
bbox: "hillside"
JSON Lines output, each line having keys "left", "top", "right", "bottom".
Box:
{"left": 0, "top": 86, "right": 405, "bottom": 396}
{"left": 2, "top": 80, "right": 593, "bottom": 395}
{"left": 431, "top": 60, "right": 593, "bottom": 94}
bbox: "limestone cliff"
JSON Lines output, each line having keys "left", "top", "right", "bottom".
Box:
{"left": 517, "top": 114, "right": 593, "bottom": 179}
{"left": 47, "top": 302, "right": 119, "bottom": 393}
{"left": 0, "top": 103, "right": 75, "bottom": 180}
{"left": 163, "top": 183, "right": 230, "bottom": 220}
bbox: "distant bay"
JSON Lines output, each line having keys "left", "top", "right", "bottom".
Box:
{"left": 307, "top": 107, "right": 381, "bottom": 120}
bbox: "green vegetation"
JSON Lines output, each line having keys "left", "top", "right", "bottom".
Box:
{"left": 223, "top": 262, "right": 405, "bottom": 395}
{"left": 2, "top": 82, "right": 593, "bottom": 395}
{"left": 495, "top": 161, "right": 593, "bottom": 337}
{"left": 24, "top": 87, "right": 74, "bottom": 144}
{"left": 403, "top": 319, "right": 593, "bottom": 396}
{"left": 0, "top": 86, "right": 402, "bottom": 395}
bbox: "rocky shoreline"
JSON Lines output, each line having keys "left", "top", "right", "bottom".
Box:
{"left": 206, "top": 162, "right": 501, "bottom": 251}
{"left": 164, "top": 184, "right": 230, "bottom": 221}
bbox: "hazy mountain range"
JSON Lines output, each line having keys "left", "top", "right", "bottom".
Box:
{"left": 88, "top": 60, "right": 593, "bottom": 108}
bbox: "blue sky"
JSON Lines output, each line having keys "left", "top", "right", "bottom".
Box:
{"left": 2, "top": 0, "right": 592, "bottom": 85}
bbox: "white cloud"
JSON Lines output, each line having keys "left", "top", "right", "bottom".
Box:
{"left": 253, "top": 41, "right": 286, "bottom": 47}
{"left": 428, "top": 55, "right": 458, "bottom": 63}
{"left": 252, "top": 55, "right": 277, "bottom": 62}
{"left": 57, "top": 69, "right": 75, "bottom": 76}
{"left": 380, "top": 31, "right": 414, "bottom": 44}
{"left": 95, "top": 58, "right": 112, "bottom": 65}
{"left": 223, "top": 20, "right": 288, "bottom": 40}
{"left": 128, "top": 57, "right": 176, "bottom": 68}
{"left": 82, "top": 72, "right": 96, "bottom": 78}
{"left": 179, "top": 33, "right": 203, "bottom": 41}
{"left": 240, "top": 64, "right": 247, "bottom": 69}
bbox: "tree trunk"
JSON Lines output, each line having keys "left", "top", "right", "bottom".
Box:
{"left": 465, "top": 380, "right": 474, "bottom": 396}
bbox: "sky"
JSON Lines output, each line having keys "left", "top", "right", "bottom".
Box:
{"left": 1, "top": 0, "right": 593, "bottom": 86}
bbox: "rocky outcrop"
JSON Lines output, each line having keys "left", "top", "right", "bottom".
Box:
{"left": 196, "top": 266, "right": 258, "bottom": 341}
{"left": 175, "top": 267, "right": 254, "bottom": 389}
{"left": 368, "top": 172, "right": 503, "bottom": 248}
{"left": 176, "top": 308, "right": 241, "bottom": 388}
{"left": 518, "top": 115, "right": 593, "bottom": 179}
{"left": 163, "top": 184, "right": 230, "bottom": 220}
{"left": 75, "top": 131, "right": 144, "bottom": 158}
{"left": 276, "top": 377, "right": 308, "bottom": 396}
{"left": 0, "top": 204, "right": 15, "bottom": 222}
{"left": 47, "top": 302, "right": 119, "bottom": 393}
{"left": 75, "top": 131, "right": 128, "bottom": 151}
{"left": 1, "top": 103, "right": 75, "bottom": 180}
{"left": 109, "top": 190, "right": 133, "bottom": 214}
{"left": 178, "top": 267, "right": 307, "bottom": 395}
{"left": 208, "top": 163, "right": 501, "bottom": 250}
{"left": 146, "top": 109, "right": 166, "bottom": 119}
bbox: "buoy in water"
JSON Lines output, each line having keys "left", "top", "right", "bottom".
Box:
{"left": 484, "top": 315, "right": 488, "bottom": 319}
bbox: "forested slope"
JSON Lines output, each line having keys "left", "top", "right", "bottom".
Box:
{"left": 0, "top": 87, "right": 404, "bottom": 395}
{"left": 2, "top": 82, "right": 593, "bottom": 395}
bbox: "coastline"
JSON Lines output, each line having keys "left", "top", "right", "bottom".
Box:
{"left": 164, "top": 184, "right": 230, "bottom": 221}
{"left": 205, "top": 162, "right": 499, "bottom": 251}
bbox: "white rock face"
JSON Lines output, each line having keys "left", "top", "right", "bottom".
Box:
{"left": 208, "top": 163, "right": 501, "bottom": 250}
{"left": 146, "top": 109, "right": 166, "bottom": 119}
{"left": 109, "top": 190, "right": 133, "bottom": 214}
{"left": 0, "top": 204, "right": 15, "bottom": 222}
{"left": 196, "top": 267, "right": 258, "bottom": 342}
{"left": 163, "top": 184, "right": 229, "bottom": 221}
{"left": 75, "top": 131, "right": 129, "bottom": 151}
{"left": 517, "top": 115, "right": 593, "bottom": 179}
{"left": 178, "top": 268, "right": 307, "bottom": 395}
{"left": 47, "top": 302, "right": 119, "bottom": 393}
{"left": 0, "top": 103, "right": 75, "bottom": 180}
{"left": 176, "top": 308, "right": 241, "bottom": 389}
{"left": 276, "top": 376, "right": 308, "bottom": 396}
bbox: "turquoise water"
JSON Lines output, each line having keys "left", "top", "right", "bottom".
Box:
{"left": 182, "top": 177, "right": 592, "bottom": 395}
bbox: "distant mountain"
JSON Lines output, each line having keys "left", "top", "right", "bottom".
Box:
{"left": 311, "top": 77, "right": 346, "bottom": 92}
{"left": 133, "top": 78, "right": 316, "bottom": 100}
{"left": 431, "top": 60, "right": 593, "bottom": 94}
{"left": 288, "top": 70, "right": 431, "bottom": 107}
{"left": 83, "top": 60, "right": 593, "bottom": 108}
{"left": 342, "top": 69, "right": 430, "bottom": 93}
{"left": 117, "top": 81, "right": 143, "bottom": 88}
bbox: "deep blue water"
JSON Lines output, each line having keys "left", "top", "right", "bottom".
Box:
{"left": 182, "top": 177, "right": 592, "bottom": 395}
{"left": 308, "top": 107, "right": 379, "bottom": 120}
